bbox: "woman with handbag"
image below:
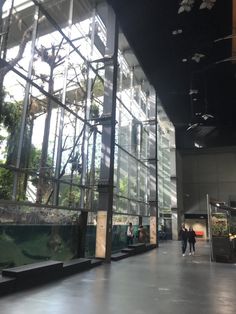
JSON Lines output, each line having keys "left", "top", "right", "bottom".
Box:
{"left": 126, "top": 222, "right": 134, "bottom": 245}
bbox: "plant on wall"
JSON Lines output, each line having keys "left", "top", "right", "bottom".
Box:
{"left": 178, "top": 0, "right": 216, "bottom": 14}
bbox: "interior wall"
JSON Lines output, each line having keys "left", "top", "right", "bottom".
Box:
{"left": 181, "top": 146, "right": 236, "bottom": 215}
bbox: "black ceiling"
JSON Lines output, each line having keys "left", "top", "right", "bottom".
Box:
{"left": 109, "top": 0, "right": 236, "bottom": 149}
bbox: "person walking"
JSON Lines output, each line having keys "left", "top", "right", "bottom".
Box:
{"left": 188, "top": 226, "right": 196, "bottom": 255}
{"left": 126, "top": 222, "right": 134, "bottom": 245}
{"left": 179, "top": 223, "right": 188, "bottom": 256}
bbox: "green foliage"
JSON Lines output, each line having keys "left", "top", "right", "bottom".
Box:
{"left": 92, "top": 77, "right": 104, "bottom": 97}
{"left": 90, "top": 103, "right": 99, "bottom": 119}
{"left": 29, "top": 146, "right": 53, "bottom": 187}
{"left": 60, "top": 184, "right": 80, "bottom": 207}
{"left": 211, "top": 214, "right": 228, "bottom": 237}
{"left": 0, "top": 168, "right": 13, "bottom": 199}
{"left": 29, "top": 146, "right": 42, "bottom": 171}
{"left": 119, "top": 176, "right": 128, "bottom": 196}
{"left": 0, "top": 101, "right": 21, "bottom": 133}
{"left": 0, "top": 100, "right": 22, "bottom": 166}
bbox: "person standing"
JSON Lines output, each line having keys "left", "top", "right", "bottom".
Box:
{"left": 179, "top": 223, "right": 188, "bottom": 256}
{"left": 126, "top": 222, "right": 134, "bottom": 245}
{"left": 138, "top": 225, "right": 147, "bottom": 243}
{"left": 188, "top": 226, "right": 196, "bottom": 255}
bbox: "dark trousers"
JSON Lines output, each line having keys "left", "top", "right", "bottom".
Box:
{"left": 127, "top": 236, "right": 133, "bottom": 245}
{"left": 181, "top": 240, "right": 187, "bottom": 254}
{"left": 189, "top": 242, "right": 195, "bottom": 252}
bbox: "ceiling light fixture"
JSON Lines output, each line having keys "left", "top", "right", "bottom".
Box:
{"left": 200, "top": 0, "right": 216, "bottom": 10}
{"left": 178, "top": 0, "right": 194, "bottom": 13}
{"left": 189, "top": 89, "right": 198, "bottom": 95}
{"left": 172, "top": 29, "right": 183, "bottom": 35}
{"left": 178, "top": 0, "right": 216, "bottom": 13}
{"left": 191, "top": 53, "right": 205, "bottom": 63}
{"left": 187, "top": 123, "right": 199, "bottom": 131}
{"left": 202, "top": 113, "right": 214, "bottom": 120}
{"left": 182, "top": 58, "right": 188, "bottom": 62}
{"left": 194, "top": 112, "right": 214, "bottom": 120}
{"left": 194, "top": 142, "right": 203, "bottom": 148}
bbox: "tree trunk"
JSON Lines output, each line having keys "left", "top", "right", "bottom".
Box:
{"left": 36, "top": 66, "right": 54, "bottom": 203}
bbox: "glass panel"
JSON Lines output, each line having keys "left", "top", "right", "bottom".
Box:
{"left": 113, "top": 30, "right": 154, "bottom": 222}
{"left": 1, "top": 0, "right": 105, "bottom": 208}
{"left": 0, "top": 204, "right": 81, "bottom": 269}
{"left": 158, "top": 125, "right": 173, "bottom": 215}
{"left": 112, "top": 214, "right": 139, "bottom": 252}
{"left": 0, "top": 0, "right": 109, "bottom": 267}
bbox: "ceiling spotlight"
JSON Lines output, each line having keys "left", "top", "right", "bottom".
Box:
{"left": 193, "top": 98, "right": 197, "bottom": 101}
{"left": 178, "top": 1, "right": 194, "bottom": 14}
{"left": 202, "top": 113, "right": 214, "bottom": 120}
{"left": 194, "top": 142, "right": 203, "bottom": 148}
{"left": 187, "top": 123, "right": 199, "bottom": 131}
{"left": 182, "top": 58, "right": 188, "bottom": 62}
{"left": 172, "top": 29, "right": 183, "bottom": 35}
{"left": 195, "top": 112, "right": 202, "bottom": 116}
{"left": 191, "top": 53, "right": 205, "bottom": 63}
{"left": 189, "top": 89, "right": 198, "bottom": 95}
{"left": 200, "top": 0, "right": 216, "bottom": 10}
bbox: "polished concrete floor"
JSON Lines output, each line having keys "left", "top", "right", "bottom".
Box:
{"left": 1, "top": 241, "right": 236, "bottom": 314}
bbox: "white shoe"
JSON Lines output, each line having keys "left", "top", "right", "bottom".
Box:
{"left": 192, "top": 252, "right": 195, "bottom": 255}
{"left": 182, "top": 254, "right": 185, "bottom": 256}
{"left": 189, "top": 252, "right": 192, "bottom": 256}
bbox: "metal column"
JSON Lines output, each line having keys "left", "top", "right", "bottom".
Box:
{"left": 79, "top": 8, "right": 96, "bottom": 209}
{"left": 95, "top": 4, "right": 118, "bottom": 262}
{"left": 148, "top": 91, "right": 158, "bottom": 245}
{"left": 53, "top": 0, "right": 74, "bottom": 205}
{"left": 12, "top": 6, "right": 39, "bottom": 200}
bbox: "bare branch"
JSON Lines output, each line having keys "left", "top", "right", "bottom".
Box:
{"left": 0, "top": 15, "right": 46, "bottom": 78}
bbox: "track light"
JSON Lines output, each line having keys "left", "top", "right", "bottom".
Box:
{"left": 187, "top": 123, "right": 199, "bottom": 131}
{"left": 202, "top": 113, "right": 214, "bottom": 120}
{"left": 200, "top": 0, "right": 216, "bottom": 10}
{"left": 194, "top": 142, "right": 203, "bottom": 148}
{"left": 191, "top": 53, "right": 205, "bottom": 63}
{"left": 189, "top": 89, "right": 198, "bottom": 95}
{"left": 172, "top": 29, "right": 183, "bottom": 35}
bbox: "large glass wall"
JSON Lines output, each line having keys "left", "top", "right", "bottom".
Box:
{"left": 112, "top": 33, "right": 156, "bottom": 251}
{"left": 0, "top": 0, "right": 157, "bottom": 265}
{"left": 157, "top": 100, "right": 175, "bottom": 240}
{"left": 0, "top": 0, "right": 108, "bottom": 267}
